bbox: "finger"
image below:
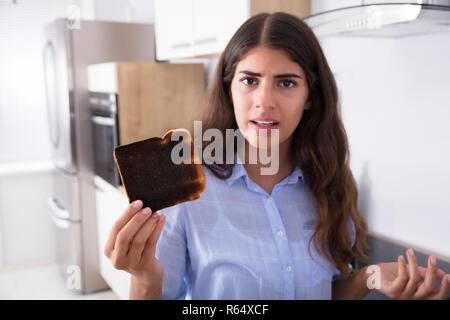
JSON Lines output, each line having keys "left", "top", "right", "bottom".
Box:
{"left": 114, "top": 207, "right": 153, "bottom": 257}
{"left": 437, "top": 269, "right": 446, "bottom": 280}
{"left": 110, "top": 207, "right": 152, "bottom": 269}
{"left": 127, "top": 212, "right": 161, "bottom": 266}
{"left": 389, "top": 255, "right": 409, "bottom": 299}
{"left": 418, "top": 267, "right": 445, "bottom": 280}
{"left": 418, "top": 266, "right": 427, "bottom": 279}
{"left": 415, "top": 256, "right": 439, "bottom": 299}
{"left": 104, "top": 200, "right": 143, "bottom": 257}
{"left": 110, "top": 206, "right": 153, "bottom": 270}
{"left": 430, "top": 274, "right": 450, "bottom": 300}
{"left": 142, "top": 214, "right": 166, "bottom": 261}
{"left": 403, "top": 249, "right": 421, "bottom": 299}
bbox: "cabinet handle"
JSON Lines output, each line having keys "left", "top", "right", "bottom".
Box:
{"left": 194, "top": 37, "right": 217, "bottom": 45}
{"left": 92, "top": 116, "right": 115, "bottom": 126}
{"left": 171, "top": 42, "right": 192, "bottom": 49}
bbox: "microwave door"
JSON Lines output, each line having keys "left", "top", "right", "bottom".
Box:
{"left": 92, "top": 114, "right": 120, "bottom": 186}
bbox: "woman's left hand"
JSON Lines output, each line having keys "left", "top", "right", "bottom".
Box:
{"left": 368, "top": 249, "right": 450, "bottom": 300}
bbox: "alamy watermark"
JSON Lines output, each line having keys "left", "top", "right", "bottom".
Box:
{"left": 170, "top": 121, "right": 280, "bottom": 175}
{"left": 66, "top": 264, "right": 81, "bottom": 291}
{"left": 366, "top": 265, "right": 381, "bottom": 290}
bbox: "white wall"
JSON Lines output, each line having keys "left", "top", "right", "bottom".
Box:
{"left": 1, "top": 1, "right": 56, "bottom": 163}
{"left": 320, "top": 33, "right": 450, "bottom": 258}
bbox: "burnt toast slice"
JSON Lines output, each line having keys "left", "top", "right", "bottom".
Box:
{"left": 113, "top": 129, "right": 206, "bottom": 212}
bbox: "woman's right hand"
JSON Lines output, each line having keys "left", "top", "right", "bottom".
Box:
{"left": 104, "top": 200, "right": 166, "bottom": 295}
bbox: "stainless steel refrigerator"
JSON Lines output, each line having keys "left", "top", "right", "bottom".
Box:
{"left": 43, "top": 18, "right": 155, "bottom": 294}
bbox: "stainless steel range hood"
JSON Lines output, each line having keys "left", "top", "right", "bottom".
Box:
{"left": 304, "top": 1, "right": 450, "bottom": 37}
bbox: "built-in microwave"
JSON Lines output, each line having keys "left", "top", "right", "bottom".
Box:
{"left": 89, "top": 91, "right": 121, "bottom": 187}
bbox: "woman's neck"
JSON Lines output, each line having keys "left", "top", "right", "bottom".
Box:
{"left": 240, "top": 139, "right": 296, "bottom": 195}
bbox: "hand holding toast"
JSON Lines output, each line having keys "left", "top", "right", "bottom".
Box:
{"left": 104, "top": 200, "right": 165, "bottom": 298}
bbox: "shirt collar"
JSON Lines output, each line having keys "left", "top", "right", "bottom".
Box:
{"left": 286, "top": 166, "right": 304, "bottom": 185}
{"left": 225, "top": 152, "right": 304, "bottom": 187}
{"left": 225, "top": 153, "right": 247, "bottom": 186}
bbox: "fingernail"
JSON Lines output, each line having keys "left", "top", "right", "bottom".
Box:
{"left": 408, "top": 249, "right": 415, "bottom": 257}
{"left": 141, "top": 207, "right": 151, "bottom": 215}
{"left": 133, "top": 200, "right": 143, "bottom": 209}
{"left": 430, "top": 256, "right": 437, "bottom": 266}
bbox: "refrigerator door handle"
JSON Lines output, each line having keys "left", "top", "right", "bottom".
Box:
{"left": 47, "top": 196, "right": 71, "bottom": 220}
{"left": 48, "top": 209, "right": 71, "bottom": 229}
{"left": 43, "top": 41, "right": 59, "bottom": 148}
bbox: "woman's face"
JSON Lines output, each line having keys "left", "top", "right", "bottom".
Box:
{"left": 230, "top": 45, "right": 311, "bottom": 151}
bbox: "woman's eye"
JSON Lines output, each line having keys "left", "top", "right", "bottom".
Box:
{"left": 241, "top": 77, "right": 257, "bottom": 86}
{"left": 279, "top": 80, "right": 296, "bottom": 88}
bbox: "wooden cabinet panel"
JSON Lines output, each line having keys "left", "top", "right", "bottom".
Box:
{"left": 250, "top": 0, "right": 310, "bottom": 18}
{"left": 116, "top": 62, "right": 205, "bottom": 145}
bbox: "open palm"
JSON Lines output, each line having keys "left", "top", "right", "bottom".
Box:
{"left": 371, "top": 250, "right": 449, "bottom": 300}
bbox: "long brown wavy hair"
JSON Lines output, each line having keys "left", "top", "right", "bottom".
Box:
{"left": 200, "top": 12, "right": 368, "bottom": 278}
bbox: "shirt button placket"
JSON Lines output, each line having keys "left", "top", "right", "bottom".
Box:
{"left": 264, "top": 195, "right": 295, "bottom": 299}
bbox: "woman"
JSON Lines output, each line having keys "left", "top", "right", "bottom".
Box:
{"left": 104, "top": 12, "right": 449, "bottom": 300}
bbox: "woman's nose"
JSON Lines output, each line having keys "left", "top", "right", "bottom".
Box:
{"left": 254, "top": 81, "right": 275, "bottom": 110}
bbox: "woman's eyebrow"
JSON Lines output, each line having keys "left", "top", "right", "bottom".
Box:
{"left": 274, "top": 73, "right": 302, "bottom": 79}
{"left": 238, "top": 70, "right": 261, "bottom": 77}
{"left": 238, "top": 70, "right": 302, "bottom": 79}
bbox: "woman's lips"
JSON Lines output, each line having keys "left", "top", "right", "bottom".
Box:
{"left": 249, "top": 120, "right": 279, "bottom": 133}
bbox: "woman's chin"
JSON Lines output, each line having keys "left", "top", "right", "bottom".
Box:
{"left": 245, "top": 137, "right": 279, "bottom": 152}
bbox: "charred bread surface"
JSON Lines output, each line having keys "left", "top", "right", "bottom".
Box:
{"left": 114, "top": 129, "right": 206, "bottom": 212}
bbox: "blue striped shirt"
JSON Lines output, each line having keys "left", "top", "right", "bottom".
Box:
{"left": 156, "top": 154, "right": 355, "bottom": 299}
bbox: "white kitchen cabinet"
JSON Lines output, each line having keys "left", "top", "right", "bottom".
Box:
{"left": 192, "top": 0, "right": 249, "bottom": 57}
{"left": 155, "top": 0, "right": 310, "bottom": 60}
{"left": 155, "top": 0, "right": 248, "bottom": 60}
{"left": 154, "top": 0, "right": 195, "bottom": 60}
{"left": 192, "top": 0, "right": 222, "bottom": 56}
{"left": 94, "top": 176, "right": 130, "bottom": 300}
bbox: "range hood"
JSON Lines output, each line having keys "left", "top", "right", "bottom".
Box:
{"left": 304, "top": 1, "right": 450, "bottom": 37}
